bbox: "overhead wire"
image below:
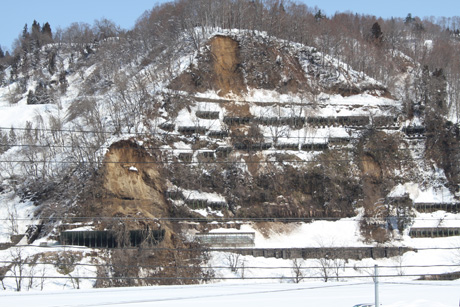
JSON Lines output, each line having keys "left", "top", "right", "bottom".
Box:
{"left": 0, "top": 272, "right": 457, "bottom": 281}
{"left": 5, "top": 244, "right": 460, "bottom": 252}
{"left": 0, "top": 260, "right": 457, "bottom": 271}
{"left": 0, "top": 216, "right": 459, "bottom": 222}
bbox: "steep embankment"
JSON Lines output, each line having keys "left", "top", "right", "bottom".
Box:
{"left": 60, "top": 32, "right": 454, "bottom": 245}
{"left": 170, "top": 33, "right": 387, "bottom": 98}
{"left": 74, "top": 140, "right": 174, "bottom": 246}
{"left": 101, "top": 140, "right": 166, "bottom": 219}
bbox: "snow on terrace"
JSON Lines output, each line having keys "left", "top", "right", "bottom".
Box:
{"left": 180, "top": 189, "right": 226, "bottom": 203}
{"left": 389, "top": 182, "right": 456, "bottom": 203}
{"left": 190, "top": 92, "right": 399, "bottom": 129}
{"left": 0, "top": 100, "right": 58, "bottom": 129}
{"left": 178, "top": 89, "right": 399, "bottom": 146}
{"left": 174, "top": 105, "right": 222, "bottom": 131}
{"left": 208, "top": 218, "right": 366, "bottom": 248}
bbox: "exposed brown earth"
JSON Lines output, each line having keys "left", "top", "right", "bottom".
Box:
{"left": 210, "top": 35, "right": 246, "bottom": 96}
{"left": 82, "top": 140, "right": 174, "bottom": 246}
{"left": 101, "top": 140, "right": 167, "bottom": 218}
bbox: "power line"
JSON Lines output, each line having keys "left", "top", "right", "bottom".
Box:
{"left": 2, "top": 216, "right": 460, "bottom": 222}
{"left": 5, "top": 244, "right": 460, "bottom": 252}
{"left": 0, "top": 155, "right": 433, "bottom": 165}
{"left": 3, "top": 142, "right": 458, "bottom": 155}
{"left": 0, "top": 272, "right": 456, "bottom": 281}
{"left": 0, "top": 260, "right": 457, "bottom": 271}
{"left": 0, "top": 125, "right": 440, "bottom": 140}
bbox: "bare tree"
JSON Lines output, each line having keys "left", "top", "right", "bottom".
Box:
{"left": 0, "top": 266, "right": 7, "bottom": 290}
{"left": 6, "top": 203, "right": 19, "bottom": 236}
{"left": 316, "top": 257, "right": 333, "bottom": 282}
{"left": 291, "top": 258, "right": 306, "bottom": 283}
{"left": 225, "top": 252, "right": 243, "bottom": 274}
{"left": 54, "top": 249, "right": 81, "bottom": 289}
{"left": 331, "top": 258, "right": 346, "bottom": 281}
{"left": 8, "top": 247, "right": 26, "bottom": 291}
{"left": 393, "top": 253, "right": 406, "bottom": 276}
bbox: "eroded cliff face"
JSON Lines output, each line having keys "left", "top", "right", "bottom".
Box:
{"left": 210, "top": 35, "right": 246, "bottom": 96}
{"left": 91, "top": 140, "right": 173, "bottom": 244}
{"left": 169, "top": 35, "right": 246, "bottom": 96}
{"left": 102, "top": 141, "right": 164, "bottom": 211}
{"left": 169, "top": 33, "right": 386, "bottom": 98}
{"left": 101, "top": 141, "right": 164, "bottom": 214}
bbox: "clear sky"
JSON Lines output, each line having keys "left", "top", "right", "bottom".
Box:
{"left": 1, "top": 0, "right": 459, "bottom": 52}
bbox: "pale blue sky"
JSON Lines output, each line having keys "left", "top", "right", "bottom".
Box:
{"left": 1, "top": 0, "right": 459, "bottom": 52}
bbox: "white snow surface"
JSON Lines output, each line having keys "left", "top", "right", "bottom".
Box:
{"left": 389, "top": 182, "right": 456, "bottom": 203}
{"left": 228, "top": 219, "right": 365, "bottom": 248}
{"left": 0, "top": 281, "right": 458, "bottom": 306}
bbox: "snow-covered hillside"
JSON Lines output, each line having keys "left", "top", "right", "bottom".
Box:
{"left": 0, "top": 19, "right": 459, "bottom": 297}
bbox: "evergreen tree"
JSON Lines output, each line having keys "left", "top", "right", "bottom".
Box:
{"left": 405, "top": 13, "right": 413, "bottom": 24}
{"left": 22, "top": 24, "right": 29, "bottom": 40}
{"left": 370, "top": 22, "right": 383, "bottom": 43}
{"left": 0, "top": 131, "right": 9, "bottom": 154}
{"left": 0, "top": 68, "right": 4, "bottom": 86}
{"left": 21, "top": 24, "right": 30, "bottom": 53}
{"left": 0, "top": 46, "right": 4, "bottom": 59}
{"left": 9, "top": 54, "right": 20, "bottom": 82}
{"left": 315, "top": 10, "right": 325, "bottom": 22}
{"left": 27, "top": 90, "right": 37, "bottom": 105}
{"left": 42, "top": 22, "right": 52, "bottom": 39}
{"left": 31, "top": 20, "right": 42, "bottom": 49}
{"left": 48, "top": 51, "right": 56, "bottom": 75}
{"left": 32, "top": 43, "right": 40, "bottom": 70}
{"left": 8, "top": 127, "right": 17, "bottom": 145}
{"left": 59, "top": 71, "right": 68, "bottom": 94}
{"left": 34, "top": 82, "right": 53, "bottom": 104}
{"left": 429, "top": 68, "right": 447, "bottom": 113}
{"left": 31, "top": 20, "right": 40, "bottom": 36}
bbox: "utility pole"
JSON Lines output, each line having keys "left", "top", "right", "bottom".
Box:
{"left": 375, "top": 264, "right": 380, "bottom": 306}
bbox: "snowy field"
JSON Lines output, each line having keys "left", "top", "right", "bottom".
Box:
{"left": 0, "top": 281, "right": 458, "bottom": 307}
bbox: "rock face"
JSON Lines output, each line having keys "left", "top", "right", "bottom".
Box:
{"left": 89, "top": 140, "right": 173, "bottom": 244}
{"left": 101, "top": 140, "right": 166, "bottom": 216}
{"left": 103, "top": 141, "right": 163, "bottom": 205}
{"left": 210, "top": 36, "right": 246, "bottom": 96}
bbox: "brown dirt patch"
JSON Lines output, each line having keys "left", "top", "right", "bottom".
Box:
{"left": 224, "top": 100, "right": 251, "bottom": 117}
{"left": 360, "top": 153, "right": 384, "bottom": 212}
{"left": 253, "top": 222, "right": 299, "bottom": 239}
{"left": 102, "top": 141, "right": 165, "bottom": 211}
{"left": 361, "top": 154, "right": 382, "bottom": 182}
{"left": 83, "top": 140, "right": 174, "bottom": 245}
{"left": 243, "top": 153, "right": 263, "bottom": 177}
{"left": 168, "top": 35, "right": 246, "bottom": 97}
{"left": 210, "top": 36, "right": 246, "bottom": 96}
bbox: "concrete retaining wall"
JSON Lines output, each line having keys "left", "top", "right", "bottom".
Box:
{"left": 211, "top": 246, "right": 413, "bottom": 260}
